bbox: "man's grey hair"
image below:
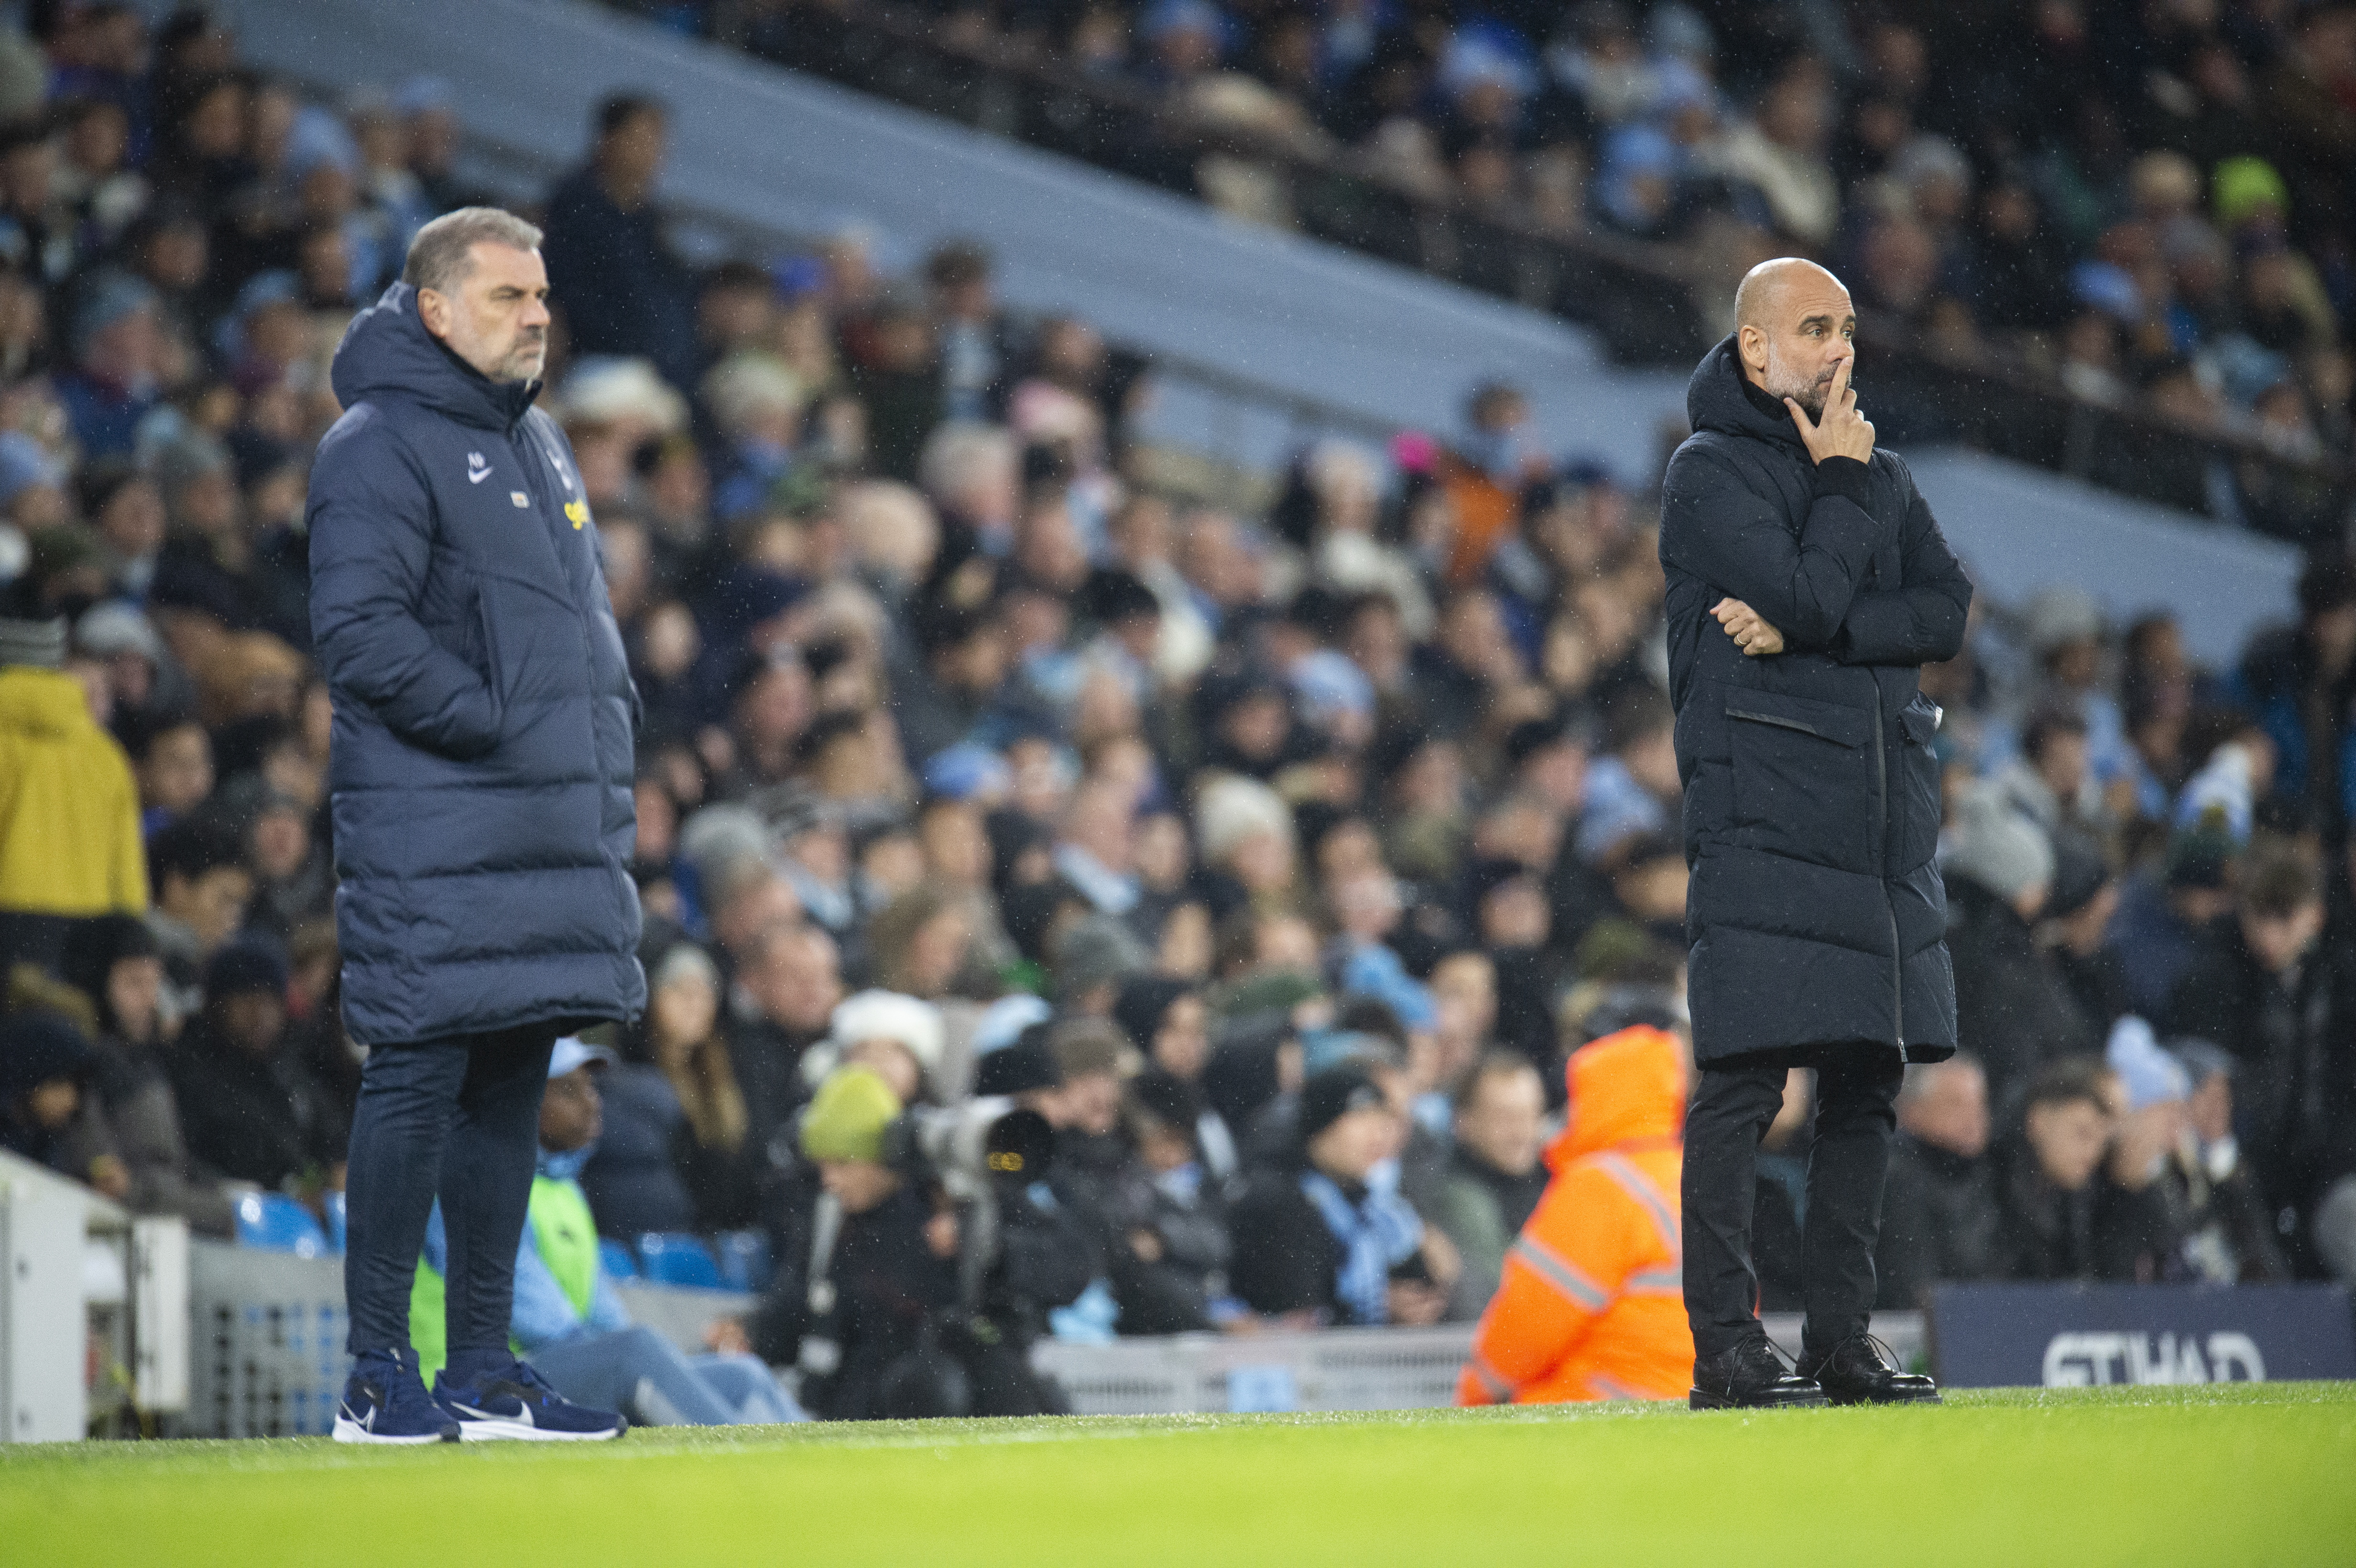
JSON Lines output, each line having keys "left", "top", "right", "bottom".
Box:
{"left": 402, "top": 207, "right": 544, "bottom": 295}
{"left": 1896, "top": 1052, "right": 1982, "bottom": 1110}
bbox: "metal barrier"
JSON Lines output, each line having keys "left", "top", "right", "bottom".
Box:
{"left": 1030, "top": 1311, "right": 1928, "bottom": 1415}
{"left": 179, "top": 1242, "right": 758, "bottom": 1438}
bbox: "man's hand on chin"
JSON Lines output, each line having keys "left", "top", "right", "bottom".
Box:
{"left": 1712, "top": 597, "right": 1786, "bottom": 657}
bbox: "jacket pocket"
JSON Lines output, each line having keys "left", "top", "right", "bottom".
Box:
{"left": 1893, "top": 693, "right": 1943, "bottom": 872}
{"left": 1724, "top": 687, "right": 1876, "bottom": 874}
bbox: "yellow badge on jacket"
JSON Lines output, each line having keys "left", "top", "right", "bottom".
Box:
{"left": 564, "top": 501, "right": 589, "bottom": 530}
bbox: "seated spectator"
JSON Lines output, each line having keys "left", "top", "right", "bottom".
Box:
{"left": 1876, "top": 1056, "right": 1997, "bottom": 1309}
{"left": 1428, "top": 1052, "right": 1549, "bottom": 1320}
{"left": 167, "top": 937, "right": 344, "bottom": 1193}
{"left": 727, "top": 920, "right": 841, "bottom": 1157}
{"left": 144, "top": 810, "right": 252, "bottom": 994}
{"left": 410, "top": 1038, "right": 800, "bottom": 1426}
{"left": 1112, "top": 976, "right": 1238, "bottom": 1191}
{"left": 1227, "top": 1062, "right": 1453, "bottom": 1327}
{"left": 585, "top": 943, "right": 758, "bottom": 1236}
{"left": 1458, "top": 1024, "right": 1691, "bottom": 1405}
{"left": 795, "top": 987, "right": 945, "bottom": 1107}
{"left": 2165, "top": 840, "right": 2327, "bottom": 1232}
{"left": 2166, "top": 1038, "right": 2287, "bottom": 1283}
{"left": 2095, "top": 1020, "right": 2192, "bottom": 1283}
{"left": 1944, "top": 785, "right": 2085, "bottom": 1116}
{"left": 1121, "top": 1068, "right": 1236, "bottom": 1318}
{"left": 0, "top": 1008, "right": 123, "bottom": 1198}
{"left": 1990, "top": 1057, "right": 2114, "bottom": 1281}
{"left": 62, "top": 913, "right": 234, "bottom": 1233}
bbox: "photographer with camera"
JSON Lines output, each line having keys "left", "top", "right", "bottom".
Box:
{"left": 743, "top": 1063, "right": 1090, "bottom": 1419}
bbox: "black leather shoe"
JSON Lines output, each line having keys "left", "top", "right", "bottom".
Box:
{"left": 1798, "top": 1333, "right": 1942, "bottom": 1406}
{"left": 1689, "top": 1338, "right": 1829, "bottom": 1410}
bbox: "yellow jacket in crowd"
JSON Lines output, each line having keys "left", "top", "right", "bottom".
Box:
{"left": 0, "top": 665, "right": 147, "bottom": 915}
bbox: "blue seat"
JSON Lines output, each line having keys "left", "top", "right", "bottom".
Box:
{"left": 235, "top": 1192, "right": 329, "bottom": 1258}
{"left": 634, "top": 1231, "right": 723, "bottom": 1290}
{"left": 598, "top": 1238, "right": 639, "bottom": 1282}
{"left": 713, "top": 1230, "right": 772, "bottom": 1293}
{"left": 322, "top": 1191, "right": 348, "bottom": 1255}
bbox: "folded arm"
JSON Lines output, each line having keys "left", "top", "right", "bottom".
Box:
{"left": 1831, "top": 481, "right": 1973, "bottom": 667}
{"left": 1660, "top": 449, "right": 1881, "bottom": 650}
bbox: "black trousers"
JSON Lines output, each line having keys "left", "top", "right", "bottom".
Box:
{"left": 1681, "top": 1046, "right": 1905, "bottom": 1362}
{"left": 343, "top": 1026, "right": 557, "bottom": 1363}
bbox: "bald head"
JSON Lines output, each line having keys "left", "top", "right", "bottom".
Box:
{"left": 1734, "top": 258, "right": 1855, "bottom": 420}
{"left": 1735, "top": 258, "right": 1842, "bottom": 330}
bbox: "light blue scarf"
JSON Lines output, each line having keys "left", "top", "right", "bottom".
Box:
{"left": 1299, "top": 1163, "right": 1423, "bottom": 1326}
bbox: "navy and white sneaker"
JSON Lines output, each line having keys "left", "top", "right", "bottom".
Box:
{"left": 434, "top": 1358, "right": 627, "bottom": 1442}
{"left": 334, "top": 1348, "right": 461, "bottom": 1444}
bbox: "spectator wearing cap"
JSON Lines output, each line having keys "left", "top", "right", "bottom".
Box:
{"left": 539, "top": 94, "right": 698, "bottom": 392}
{"left": 73, "top": 600, "right": 174, "bottom": 726}
{"left": 2094, "top": 1020, "right": 2191, "bottom": 1282}
{"left": 411, "top": 1037, "right": 801, "bottom": 1426}
{"left": 0, "top": 602, "right": 147, "bottom": 977}
{"left": 1227, "top": 1062, "right": 1449, "bottom": 1327}
{"left": 1943, "top": 785, "right": 2087, "bottom": 1116}
{"left": 1875, "top": 1055, "right": 1998, "bottom": 1309}
{"left": 168, "top": 936, "right": 345, "bottom": 1191}
{"left": 61, "top": 913, "right": 236, "bottom": 1234}
{"left": 53, "top": 269, "right": 162, "bottom": 457}
{"left": 750, "top": 1066, "right": 959, "bottom": 1419}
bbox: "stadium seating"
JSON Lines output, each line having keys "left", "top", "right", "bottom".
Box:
{"left": 233, "top": 1194, "right": 331, "bottom": 1260}
{"left": 633, "top": 1232, "right": 726, "bottom": 1291}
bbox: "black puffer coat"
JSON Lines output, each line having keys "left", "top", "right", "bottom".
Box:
{"left": 1659, "top": 337, "right": 1973, "bottom": 1066}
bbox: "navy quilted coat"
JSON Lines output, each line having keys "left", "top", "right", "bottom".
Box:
{"left": 308, "top": 283, "right": 644, "bottom": 1046}
{"left": 1658, "top": 337, "right": 1973, "bottom": 1067}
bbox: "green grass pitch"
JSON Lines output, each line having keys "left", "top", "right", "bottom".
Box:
{"left": 6, "top": 1384, "right": 2350, "bottom": 1566}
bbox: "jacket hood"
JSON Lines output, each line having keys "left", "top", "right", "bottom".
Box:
{"left": 1547, "top": 1024, "right": 1687, "bottom": 1173}
{"left": 0, "top": 665, "right": 97, "bottom": 741}
{"left": 1686, "top": 333, "right": 1808, "bottom": 455}
{"left": 329, "top": 281, "right": 540, "bottom": 432}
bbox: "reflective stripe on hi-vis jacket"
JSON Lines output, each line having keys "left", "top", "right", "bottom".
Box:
{"left": 1457, "top": 1027, "right": 1694, "bottom": 1406}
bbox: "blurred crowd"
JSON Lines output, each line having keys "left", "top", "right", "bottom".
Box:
{"left": 709, "top": 0, "right": 2356, "bottom": 539}
{"left": 0, "top": 2, "right": 2354, "bottom": 1423}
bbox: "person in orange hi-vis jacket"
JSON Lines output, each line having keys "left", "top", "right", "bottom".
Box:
{"left": 1458, "top": 1024, "right": 1691, "bottom": 1405}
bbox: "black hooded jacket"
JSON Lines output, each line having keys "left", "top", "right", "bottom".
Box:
{"left": 1658, "top": 337, "right": 1974, "bottom": 1065}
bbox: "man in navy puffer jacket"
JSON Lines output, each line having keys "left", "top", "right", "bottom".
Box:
{"left": 310, "top": 208, "right": 645, "bottom": 1443}
{"left": 1659, "top": 259, "right": 1971, "bottom": 1412}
